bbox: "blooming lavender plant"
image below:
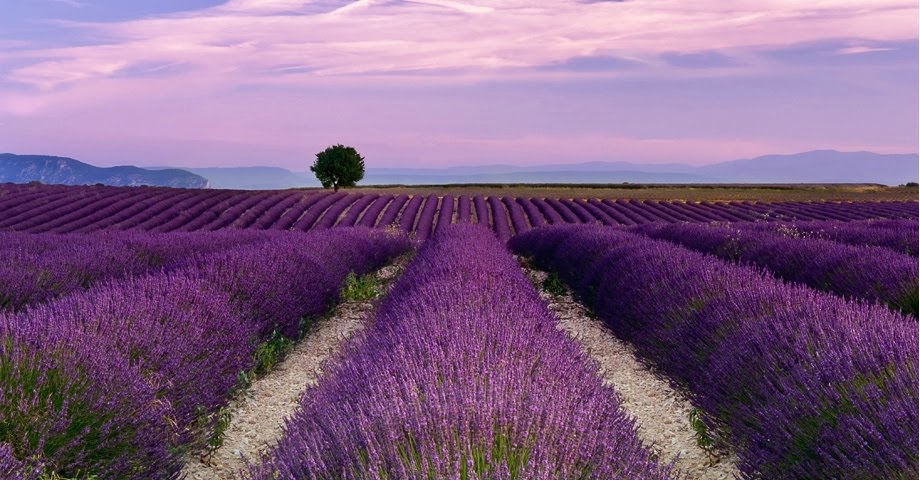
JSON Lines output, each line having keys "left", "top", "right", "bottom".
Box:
{"left": 0, "top": 228, "right": 410, "bottom": 477}
{"left": 250, "top": 225, "right": 673, "bottom": 480}
{"left": 735, "top": 218, "right": 919, "bottom": 257}
{"left": 511, "top": 225, "right": 919, "bottom": 479}
{"left": 634, "top": 222, "right": 919, "bottom": 317}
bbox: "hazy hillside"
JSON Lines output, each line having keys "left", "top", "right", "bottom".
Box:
{"left": 6, "top": 150, "right": 917, "bottom": 190}
{"left": 187, "top": 150, "right": 916, "bottom": 189}
{"left": 698, "top": 150, "right": 918, "bottom": 184}
{"left": 0, "top": 154, "right": 209, "bottom": 188}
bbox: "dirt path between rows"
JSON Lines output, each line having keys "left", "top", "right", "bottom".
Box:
{"left": 522, "top": 265, "right": 740, "bottom": 480}
{"left": 182, "top": 258, "right": 408, "bottom": 479}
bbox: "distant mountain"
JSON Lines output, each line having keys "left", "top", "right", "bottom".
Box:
{"left": 8, "top": 150, "right": 915, "bottom": 190}
{"left": 698, "top": 150, "right": 918, "bottom": 184}
{"left": 0, "top": 154, "right": 209, "bottom": 188}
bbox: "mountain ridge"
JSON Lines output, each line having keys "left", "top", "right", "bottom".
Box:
{"left": 0, "top": 153, "right": 209, "bottom": 188}
{"left": 4, "top": 150, "right": 916, "bottom": 189}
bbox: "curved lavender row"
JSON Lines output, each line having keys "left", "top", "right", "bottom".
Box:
{"left": 101, "top": 189, "right": 189, "bottom": 231}
{"left": 396, "top": 195, "right": 424, "bottom": 232}
{"left": 29, "top": 189, "right": 139, "bottom": 233}
{"left": 560, "top": 198, "right": 596, "bottom": 223}
{"left": 413, "top": 194, "right": 439, "bottom": 241}
{"left": 735, "top": 219, "right": 919, "bottom": 257}
{"left": 1, "top": 189, "right": 112, "bottom": 231}
{"left": 455, "top": 195, "right": 471, "bottom": 223}
{"left": 251, "top": 192, "right": 304, "bottom": 229}
{"left": 601, "top": 199, "right": 645, "bottom": 224}
{"left": 356, "top": 194, "right": 392, "bottom": 227}
{"left": 0, "top": 230, "right": 270, "bottom": 311}
{"left": 134, "top": 190, "right": 213, "bottom": 231}
{"left": 376, "top": 193, "right": 408, "bottom": 228}
{"left": 488, "top": 196, "right": 512, "bottom": 241}
{"left": 625, "top": 199, "right": 663, "bottom": 222}
{"left": 310, "top": 195, "right": 363, "bottom": 230}
{"left": 0, "top": 187, "right": 99, "bottom": 228}
{"left": 234, "top": 192, "right": 296, "bottom": 229}
{"left": 119, "top": 190, "right": 202, "bottom": 230}
{"left": 195, "top": 229, "right": 411, "bottom": 339}
{"left": 0, "top": 186, "right": 70, "bottom": 218}
{"left": 336, "top": 193, "right": 379, "bottom": 227}
{"left": 651, "top": 201, "right": 695, "bottom": 222}
{"left": 636, "top": 222, "right": 918, "bottom": 317}
{"left": 56, "top": 187, "right": 165, "bottom": 233}
{"left": 0, "top": 228, "right": 410, "bottom": 478}
{"left": 708, "top": 200, "right": 762, "bottom": 221}
{"left": 503, "top": 196, "right": 529, "bottom": 234}
{"left": 472, "top": 195, "right": 490, "bottom": 225}
{"left": 517, "top": 197, "right": 546, "bottom": 228}
{"left": 269, "top": 193, "right": 326, "bottom": 230}
{"left": 545, "top": 198, "right": 580, "bottom": 223}
{"left": 292, "top": 192, "right": 347, "bottom": 231}
{"left": 532, "top": 197, "right": 563, "bottom": 224}
{"left": 434, "top": 195, "right": 454, "bottom": 235}
{"left": 590, "top": 198, "right": 635, "bottom": 225}
{"left": 638, "top": 200, "right": 681, "bottom": 223}
{"left": 151, "top": 190, "right": 236, "bottom": 232}
{"left": 204, "top": 191, "right": 274, "bottom": 231}
{"left": 251, "top": 225, "right": 673, "bottom": 479}
{"left": 510, "top": 225, "right": 919, "bottom": 479}
{"left": 677, "top": 201, "right": 728, "bottom": 222}
{"left": 574, "top": 199, "right": 616, "bottom": 225}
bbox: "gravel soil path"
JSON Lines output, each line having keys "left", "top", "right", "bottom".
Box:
{"left": 522, "top": 265, "right": 740, "bottom": 480}
{"left": 182, "top": 258, "right": 409, "bottom": 479}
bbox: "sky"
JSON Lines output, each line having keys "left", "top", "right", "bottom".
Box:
{"left": 0, "top": 0, "right": 917, "bottom": 169}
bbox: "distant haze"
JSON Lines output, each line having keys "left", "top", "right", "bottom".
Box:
{"left": 0, "top": 1, "right": 917, "bottom": 168}
{"left": 5, "top": 150, "right": 914, "bottom": 189}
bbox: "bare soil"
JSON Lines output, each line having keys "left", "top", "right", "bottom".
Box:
{"left": 181, "top": 258, "right": 408, "bottom": 479}
{"left": 524, "top": 266, "right": 741, "bottom": 480}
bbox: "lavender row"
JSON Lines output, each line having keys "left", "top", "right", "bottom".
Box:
{"left": 0, "top": 184, "right": 916, "bottom": 235}
{"left": 636, "top": 222, "right": 918, "bottom": 317}
{"left": 0, "top": 231, "right": 280, "bottom": 311}
{"left": 251, "top": 225, "right": 672, "bottom": 479}
{"left": 0, "top": 228, "right": 411, "bottom": 478}
{"left": 734, "top": 218, "right": 919, "bottom": 257}
{"left": 511, "top": 225, "right": 918, "bottom": 479}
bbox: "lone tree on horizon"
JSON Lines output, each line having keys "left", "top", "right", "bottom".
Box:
{"left": 310, "top": 144, "right": 365, "bottom": 191}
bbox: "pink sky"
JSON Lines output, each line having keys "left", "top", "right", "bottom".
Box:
{"left": 0, "top": 0, "right": 917, "bottom": 169}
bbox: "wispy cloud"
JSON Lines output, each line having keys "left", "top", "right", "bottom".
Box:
{"left": 4, "top": 0, "right": 917, "bottom": 92}
{"left": 0, "top": 0, "right": 915, "bottom": 166}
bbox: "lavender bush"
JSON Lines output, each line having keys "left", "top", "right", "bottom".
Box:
{"left": 735, "top": 218, "right": 919, "bottom": 257}
{"left": 0, "top": 228, "right": 410, "bottom": 477}
{"left": 635, "top": 222, "right": 919, "bottom": 316}
{"left": 0, "top": 315, "right": 178, "bottom": 478}
{"left": 250, "top": 225, "right": 672, "bottom": 480}
{"left": 511, "top": 225, "right": 919, "bottom": 479}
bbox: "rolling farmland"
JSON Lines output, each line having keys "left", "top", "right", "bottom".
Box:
{"left": 0, "top": 183, "right": 917, "bottom": 479}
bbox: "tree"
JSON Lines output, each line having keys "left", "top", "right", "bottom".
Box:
{"left": 310, "top": 144, "right": 365, "bottom": 192}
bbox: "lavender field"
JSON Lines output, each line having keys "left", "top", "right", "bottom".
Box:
{"left": 0, "top": 184, "right": 917, "bottom": 479}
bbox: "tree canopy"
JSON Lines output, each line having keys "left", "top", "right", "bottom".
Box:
{"left": 310, "top": 144, "right": 365, "bottom": 191}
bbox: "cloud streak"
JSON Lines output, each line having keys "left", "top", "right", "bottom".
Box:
{"left": 4, "top": 0, "right": 917, "bottom": 91}
{"left": 0, "top": 0, "right": 915, "bottom": 168}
